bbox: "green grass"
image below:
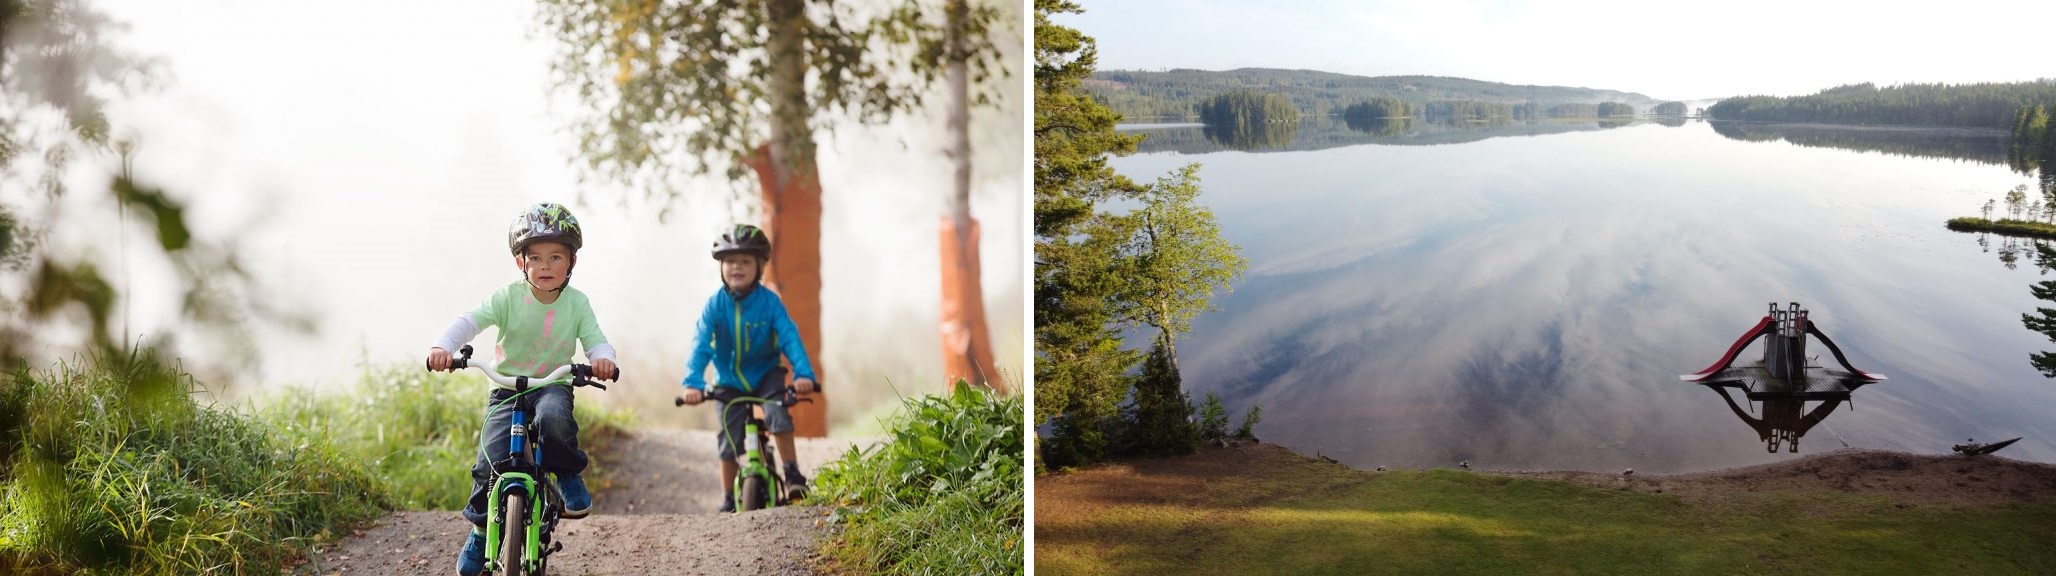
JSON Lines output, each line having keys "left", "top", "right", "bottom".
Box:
{"left": 811, "top": 384, "right": 1024, "bottom": 575}
{"left": 0, "top": 350, "right": 634, "bottom": 575}
{"left": 0, "top": 348, "right": 389, "bottom": 575}
{"left": 1036, "top": 446, "right": 2056, "bottom": 576}
{"left": 257, "top": 365, "right": 634, "bottom": 510}
{"left": 1945, "top": 216, "right": 2056, "bottom": 239}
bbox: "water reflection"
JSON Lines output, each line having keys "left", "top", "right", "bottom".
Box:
{"left": 1202, "top": 121, "right": 1298, "bottom": 150}
{"left": 1710, "top": 121, "right": 2011, "bottom": 167}
{"left": 1112, "top": 120, "right": 2056, "bottom": 473}
{"left": 1705, "top": 386, "right": 1849, "bottom": 453}
{"left": 1343, "top": 115, "right": 1409, "bottom": 137}
{"left": 1947, "top": 230, "right": 2056, "bottom": 378}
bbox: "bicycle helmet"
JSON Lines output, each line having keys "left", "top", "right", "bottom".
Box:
{"left": 508, "top": 203, "right": 584, "bottom": 293}
{"left": 509, "top": 203, "right": 584, "bottom": 255}
{"left": 711, "top": 224, "right": 771, "bottom": 261}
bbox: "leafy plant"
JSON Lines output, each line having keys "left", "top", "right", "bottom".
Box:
{"left": 811, "top": 383, "right": 1022, "bottom": 575}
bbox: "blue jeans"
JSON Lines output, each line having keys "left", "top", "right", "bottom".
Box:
{"left": 463, "top": 385, "right": 585, "bottom": 528}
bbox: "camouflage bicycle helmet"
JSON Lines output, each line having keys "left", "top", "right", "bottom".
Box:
{"left": 711, "top": 224, "right": 771, "bottom": 261}
{"left": 508, "top": 203, "right": 584, "bottom": 255}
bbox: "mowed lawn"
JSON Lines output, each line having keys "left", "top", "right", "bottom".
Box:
{"left": 1035, "top": 444, "right": 2056, "bottom": 575}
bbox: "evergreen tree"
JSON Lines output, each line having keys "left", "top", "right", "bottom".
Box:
{"left": 1118, "top": 335, "right": 1198, "bottom": 457}
{"left": 1034, "top": 0, "right": 1146, "bottom": 467}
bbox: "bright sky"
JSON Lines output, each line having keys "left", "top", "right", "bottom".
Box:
{"left": 30, "top": 0, "right": 1025, "bottom": 403}
{"left": 1054, "top": 0, "right": 2056, "bottom": 100}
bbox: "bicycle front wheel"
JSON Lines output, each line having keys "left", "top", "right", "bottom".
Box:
{"left": 502, "top": 493, "right": 527, "bottom": 576}
{"left": 740, "top": 475, "right": 768, "bottom": 512}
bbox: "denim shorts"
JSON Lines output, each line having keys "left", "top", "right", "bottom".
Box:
{"left": 716, "top": 395, "right": 793, "bottom": 460}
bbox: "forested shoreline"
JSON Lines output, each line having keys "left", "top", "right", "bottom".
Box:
{"left": 1087, "top": 67, "right": 1660, "bottom": 120}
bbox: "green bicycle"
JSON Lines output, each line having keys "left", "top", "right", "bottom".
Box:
{"left": 435, "top": 344, "right": 615, "bottom": 576}
{"left": 674, "top": 381, "right": 817, "bottom": 512}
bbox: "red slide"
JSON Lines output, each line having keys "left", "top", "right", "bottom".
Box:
{"left": 1680, "top": 315, "right": 1775, "bottom": 381}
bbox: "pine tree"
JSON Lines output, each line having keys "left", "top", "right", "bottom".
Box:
{"left": 1034, "top": 0, "right": 1147, "bottom": 467}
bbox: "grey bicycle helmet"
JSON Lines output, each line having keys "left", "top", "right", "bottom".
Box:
{"left": 711, "top": 224, "right": 771, "bottom": 260}
{"left": 508, "top": 203, "right": 584, "bottom": 255}
{"left": 509, "top": 203, "right": 584, "bottom": 293}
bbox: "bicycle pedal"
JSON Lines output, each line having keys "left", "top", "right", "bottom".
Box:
{"left": 545, "top": 541, "right": 563, "bottom": 557}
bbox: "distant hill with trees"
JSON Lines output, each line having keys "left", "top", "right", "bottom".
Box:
{"left": 1707, "top": 81, "right": 2056, "bottom": 129}
{"left": 1086, "top": 68, "right": 1663, "bottom": 120}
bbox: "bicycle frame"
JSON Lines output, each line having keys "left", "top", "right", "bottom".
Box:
{"left": 486, "top": 390, "right": 557, "bottom": 573}
{"left": 723, "top": 395, "right": 784, "bottom": 511}
{"left": 433, "top": 344, "right": 612, "bottom": 575}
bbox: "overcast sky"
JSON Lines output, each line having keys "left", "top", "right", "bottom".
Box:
{"left": 1053, "top": 0, "right": 2056, "bottom": 101}
{"left": 39, "top": 0, "right": 1024, "bottom": 400}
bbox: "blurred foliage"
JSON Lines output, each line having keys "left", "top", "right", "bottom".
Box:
{"left": 536, "top": 0, "right": 1013, "bottom": 210}
{"left": 1, "top": 0, "right": 304, "bottom": 375}
{"left": 811, "top": 383, "right": 1022, "bottom": 575}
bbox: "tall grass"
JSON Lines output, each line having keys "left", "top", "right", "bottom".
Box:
{"left": 0, "top": 350, "right": 633, "bottom": 575}
{"left": 259, "top": 364, "right": 636, "bottom": 510}
{"left": 0, "top": 348, "right": 388, "bottom": 575}
{"left": 811, "top": 384, "right": 1024, "bottom": 575}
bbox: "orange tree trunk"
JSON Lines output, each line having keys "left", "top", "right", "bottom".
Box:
{"left": 940, "top": 216, "right": 1006, "bottom": 394}
{"left": 748, "top": 144, "right": 828, "bottom": 437}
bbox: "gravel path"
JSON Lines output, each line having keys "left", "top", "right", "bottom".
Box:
{"left": 300, "top": 430, "right": 874, "bottom": 576}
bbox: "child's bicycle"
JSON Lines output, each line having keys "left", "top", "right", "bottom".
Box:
{"left": 431, "top": 345, "right": 615, "bottom": 576}
{"left": 673, "top": 377, "right": 818, "bottom": 512}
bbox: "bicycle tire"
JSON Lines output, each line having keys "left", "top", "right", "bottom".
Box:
{"left": 740, "top": 475, "right": 768, "bottom": 512}
{"left": 502, "top": 493, "right": 527, "bottom": 576}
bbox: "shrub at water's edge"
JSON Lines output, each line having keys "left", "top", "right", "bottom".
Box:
{"left": 0, "top": 348, "right": 389, "bottom": 575}
{"left": 811, "top": 384, "right": 1023, "bottom": 576}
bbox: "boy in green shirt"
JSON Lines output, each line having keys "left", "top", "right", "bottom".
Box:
{"left": 426, "top": 203, "right": 618, "bottom": 576}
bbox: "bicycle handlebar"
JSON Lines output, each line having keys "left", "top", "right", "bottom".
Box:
{"left": 673, "top": 381, "right": 820, "bottom": 407}
{"left": 428, "top": 344, "right": 618, "bottom": 391}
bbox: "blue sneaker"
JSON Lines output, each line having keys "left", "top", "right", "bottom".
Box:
{"left": 455, "top": 529, "right": 486, "bottom": 576}
{"left": 559, "top": 474, "right": 592, "bottom": 519}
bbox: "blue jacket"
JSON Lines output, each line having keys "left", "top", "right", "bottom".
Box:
{"left": 681, "top": 284, "right": 816, "bottom": 393}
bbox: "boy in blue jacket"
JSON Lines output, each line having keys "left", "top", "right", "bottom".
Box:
{"left": 676, "top": 224, "right": 818, "bottom": 511}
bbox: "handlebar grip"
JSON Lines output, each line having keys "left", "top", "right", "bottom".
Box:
{"left": 674, "top": 396, "right": 686, "bottom": 407}
{"left": 571, "top": 364, "right": 621, "bottom": 381}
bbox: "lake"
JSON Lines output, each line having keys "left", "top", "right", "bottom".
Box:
{"left": 1111, "top": 116, "right": 2056, "bottom": 473}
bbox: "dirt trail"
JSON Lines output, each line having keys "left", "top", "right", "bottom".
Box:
{"left": 300, "top": 429, "right": 874, "bottom": 576}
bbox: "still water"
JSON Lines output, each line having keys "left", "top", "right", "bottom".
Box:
{"left": 1113, "top": 117, "right": 2056, "bottom": 473}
